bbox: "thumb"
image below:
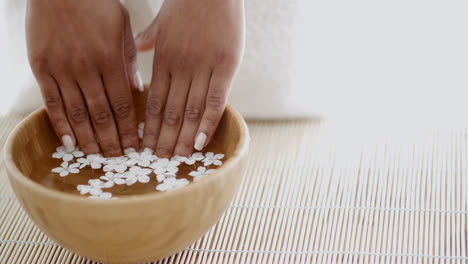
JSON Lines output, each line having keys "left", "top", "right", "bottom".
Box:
{"left": 134, "top": 14, "right": 159, "bottom": 52}
{"left": 122, "top": 7, "right": 143, "bottom": 92}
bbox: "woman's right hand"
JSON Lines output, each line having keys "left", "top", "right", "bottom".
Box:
{"left": 26, "top": 0, "right": 142, "bottom": 156}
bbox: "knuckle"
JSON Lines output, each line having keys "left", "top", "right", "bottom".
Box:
{"left": 157, "top": 145, "right": 171, "bottom": 155}
{"left": 216, "top": 50, "right": 238, "bottom": 66}
{"left": 154, "top": 43, "right": 167, "bottom": 62}
{"left": 112, "top": 97, "right": 132, "bottom": 121}
{"left": 72, "top": 56, "right": 92, "bottom": 75}
{"left": 207, "top": 92, "right": 226, "bottom": 110}
{"left": 146, "top": 97, "right": 164, "bottom": 117}
{"left": 175, "top": 56, "right": 186, "bottom": 70}
{"left": 44, "top": 95, "right": 61, "bottom": 110}
{"left": 124, "top": 43, "right": 136, "bottom": 62}
{"left": 184, "top": 106, "right": 203, "bottom": 122}
{"left": 154, "top": 47, "right": 166, "bottom": 63}
{"left": 100, "top": 49, "right": 114, "bottom": 62}
{"left": 142, "top": 129, "right": 158, "bottom": 139}
{"left": 117, "top": 126, "right": 137, "bottom": 141}
{"left": 163, "top": 110, "right": 181, "bottom": 126}
{"left": 68, "top": 106, "right": 89, "bottom": 124}
{"left": 99, "top": 48, "right": 120, "bottom": 67}
{"left": 215, "top": 51, "right": 228, "bottom": 65}
{"left": 92, "top": 108, "right": 113, "bottom": 125}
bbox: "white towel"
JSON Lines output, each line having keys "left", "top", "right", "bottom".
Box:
{"left": 3, "top": 0, "right": 314, "bottom": 118}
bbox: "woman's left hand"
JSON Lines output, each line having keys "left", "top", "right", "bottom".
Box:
{"left": 135, "top": 0, "right": 245, "bottom": 157}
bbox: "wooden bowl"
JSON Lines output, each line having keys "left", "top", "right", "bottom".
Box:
{"left": 3, "top": 89, "right": 249, "bottom": 263}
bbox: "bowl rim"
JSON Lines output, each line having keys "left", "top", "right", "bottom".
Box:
{"left": 3, "top": 104, "right": 249, "bottom": 205}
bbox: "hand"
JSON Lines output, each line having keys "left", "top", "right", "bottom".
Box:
{"left": 135, "top": 0, "right": 245, "bottom": 157}
{"left": 26, "top": 0, "right": 143, "bottom": 156}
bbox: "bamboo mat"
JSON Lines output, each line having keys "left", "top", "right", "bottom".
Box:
{"left": 1, "top": 114, "right": 468, "bottom": 263}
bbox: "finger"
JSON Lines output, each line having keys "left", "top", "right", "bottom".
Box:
{"left": 101, "top": 58, "right": 140, "bottom": 154}
{"left": 195, "top": 67, "right": 233, "bottom": 151}
{"left": 79, "top": 76, "right": 122, "bottom": 157}
{"left": 121, "top": 6, "right": 143, "bottom": 92}
{"left": 36, "top": 73, "right": 76, "bottom": 152}
{"left": 142, "top": 60, "right": 170, "bottom": 151}
{"left": 134, "top": 13, "right": 159, "bottom": 52}
{"left": 54, "top": 77, "right": 100, "bottom": 154}
{"left": 173, "top": 71, "right": 211, "bottom": 157}
{"left": 155, "top": 74, "right": 191, "bottom": 157}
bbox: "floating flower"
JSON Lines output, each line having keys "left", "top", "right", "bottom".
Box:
{"left": 88, "top": 192, "right": 113, "bottom": 199}
{"left": 103, "top": 156, "right": 129, "bottom": 173}
{"left": 156, "top": 178, "right": 189, "bottom": 192}
{"left": 126, "top": 151, "right": 157, "bottom": 167}
{"left": 100, "top": 171, "right": 126, "bottom": 187}
{"left": 51, "top": 142, "right": 226, "bottom": 198}
{"left": 150, "top": 158, "right": 180, "bottom": 175}
{"left": 51, "top": 162, "right": 80, "bottom": 177}
{"left": 52, "top": 146, "right": 84, "bottom": 162}
{"left": 189, "top": 166, "right": 216, "bottom": 181}
{"left": 202, "top": 152, "right": 224, "bottom": 166}
{"left": 171, "top": 155, "right": 187, "bottom": 163}
{"left": 77, "top": 154, "right": 107, "bottom": 169}
{"left": 138, "top": 122, "right": 144, "bottom": 139}
{"left": 77, "top": 179, "right": 105, "bottom": 195}
{"left": 173, "top": 152, "right": 205, "bottom": 165}
{"left": 155, "top": 171, "right": 177, "bottom": 183}
{"left": 123, "top": 166, "right": 152, "bottom": 185}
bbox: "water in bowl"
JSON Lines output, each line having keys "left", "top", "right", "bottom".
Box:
{"left": 28, "top": 140, "right": 224, "bottom": 197}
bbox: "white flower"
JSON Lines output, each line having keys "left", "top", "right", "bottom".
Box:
{"left": 126, "top": 151, "right": 156, "bottom": 167}
{"left": 138, "top": 122, "right": 144, "bottom": 139}
{"left": 77, "top": 179, "right": 105, "bottom": 195}
{"left": 202, "top": 152, "right": 224, "bottom": 166}
{"left": 123, "top": 166, "right": 152, "bottom": 185}
{"left": 155, "top": 172, "right": 176, "bottom": 183}
{"left": 77, "top": 154, "right": 106, "bottom": 169}
{"left": 189, "top": 166, "right": 216, "bottom": 181}
{"left": 103, "top": 156, "right": 129, "bottom": 173}
{"left": 51, "top": 162, "right": 80, "bottom": 177}
{"left": 52, "top": 146, "right": 84, "bottom": 162}
{"left": 171, "top": 155, "right": 187, "bottom": 163}
{"left": 156, "top": 178, "right": 189, "bottom": 192}
{"left": 189, "top": 152, "right": 205, "bottom": 164}
{"left": 100, "top": 171, "right": 126, "bottom": 187}
{"left": 150, "top": 158, "right": 180, "bottom": 175}
{"left": 173, "top": 152, "right": 205, "bottom": 165}
{"left": 88, "top": 192, "right": 113, "bottom": 199}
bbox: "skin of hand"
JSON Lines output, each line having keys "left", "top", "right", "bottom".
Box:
{"left": 26, "top": 0, "right": 143, "bottom": 157}
{"left": 135, "top": 0, "right": 245, "bottom": 158}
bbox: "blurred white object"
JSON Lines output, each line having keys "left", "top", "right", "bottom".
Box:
{"left": 3, "top": 1, "right": 468, "bottom": 125}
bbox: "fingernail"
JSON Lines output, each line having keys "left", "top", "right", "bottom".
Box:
{"left": 135, "top": 70, "right": 144, "bottom": 92}
{"left": 62, "top": 135, "right": 75, "bottom": 152}
{"left": 194, "top": 132, "right": 207, "bottom": 151}
{"left": 124, "top": 147, "right": 136, "bottom": 155}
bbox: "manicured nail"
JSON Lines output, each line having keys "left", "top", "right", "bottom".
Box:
{"left": 62, "top": 135, "right": 75, "bottom": 152}
{"left": 135, "top": 70, "right": 144, "bottom": 92}
{"left": 194, "top": 132, "right": 207, "bottom": 151}
{"left": 124, "top": 147, "right": 136, "bottom": 155}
